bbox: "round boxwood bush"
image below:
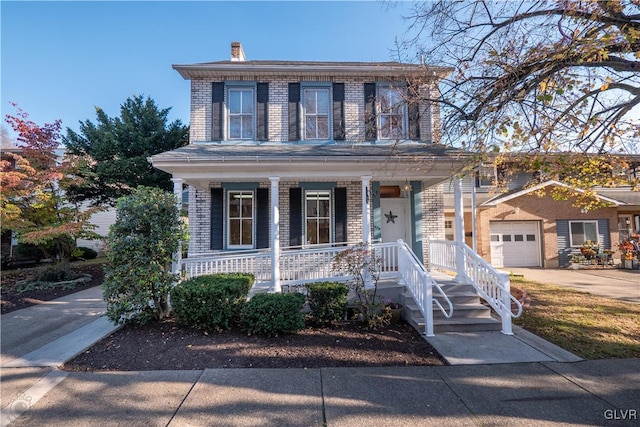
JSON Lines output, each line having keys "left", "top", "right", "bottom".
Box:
{"left": 240, "top": 292, "right": 306, "bottom": 336}
{"left": 306, "top": 282, "right": 348, "bottom": 323}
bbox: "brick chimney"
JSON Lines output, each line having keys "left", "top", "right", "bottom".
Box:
{"left": 231, "top": 42, "right": 246, "bottom": 61}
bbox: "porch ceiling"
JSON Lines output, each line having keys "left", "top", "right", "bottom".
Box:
{"left": 150, "top": 142, "right": 467, "bottom": 188}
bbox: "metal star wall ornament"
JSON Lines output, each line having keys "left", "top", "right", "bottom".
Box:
{"left": 385, "top": 210, "right": 398, "bottom": 224}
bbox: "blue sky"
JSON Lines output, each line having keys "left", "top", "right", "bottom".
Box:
{"left": 1, "top": 1, "right": 415, "bottom": 140}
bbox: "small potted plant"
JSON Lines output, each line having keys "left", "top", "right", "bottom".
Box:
{"left": 618, "top": 240, "right": 638, "bottom": 269}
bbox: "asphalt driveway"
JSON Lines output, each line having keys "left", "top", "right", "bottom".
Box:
{"left": 506, "top": 267, "right": 640, "bottom": 304}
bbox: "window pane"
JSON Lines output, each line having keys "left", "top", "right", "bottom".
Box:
{"left": 305, "top": 90, "right": 316, "bottom": 113}
{"left": 318, "top": 198, "right": 330, "bottom": 217}
{"left": 305, "top": 117, "right": 317, "bottom": 139}
{"left": 585, "top": 222, "right": 597, "bottom": 242}
{"left": 306, "top": 220, "right": 318, "bottom": 245}
{"left": 229, "top": 117, "right": 241, "bottom": 139}
{"left": 317, "top": 117, "right": 329, "bottom": 139}
{"left": 318, "top": 219, "right": 330, "bottom": 244}
{"left": 241, "top": 90, "right": 253, "bottom": 114}
{"left": 241, "top": 197, "right": 253, "bottom": 217}
{"left": 242, "top": 219, "right": 253, "bottom": 245}
{"left": 316, "top": 90, "right": 329, "bottom": 113}
{"left": 229, "top": 219, "right": 240, "bottom": 245}
{"left": 306, "top": 199, "right": 317, "bottom": 216}
{"left": 514, "top": 235, "right": 524, "bottom": 242}
{"left": 503, "top": 235, "right": 512, "bottom": 242}
{"left": 490, "top": 235, "right": 500, "bottom": 242}
{"left": 229, "top": 91, "right": 241, "bottom": 113}
{"left": 570, "top": 222, "right": 585, "bottom": 245}
{"left": 526, "top": 234, "right": 535, "bottom": 241}
{"left": 229, "top": 195, "right": 240, "bottom": 217}
{"left": 242, "top": 116, "right": 253, "bottom": 139}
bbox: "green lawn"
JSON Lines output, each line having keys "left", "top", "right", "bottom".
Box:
{"left": 511, "top": 277, "right": 640, "bottom": 359}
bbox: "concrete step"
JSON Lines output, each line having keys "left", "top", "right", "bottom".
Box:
{"left": 405, "top": 302, "right": 493, "bottom": 320}
{"left": 409, "top": 315, "right": 503, "bottom": 333}
{"left": 402, "top": 291, "right": 481, "bottom": 305}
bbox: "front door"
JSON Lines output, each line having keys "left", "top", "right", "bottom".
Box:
{"left": 379, "top": 198, "right": 410, "bottom": 244}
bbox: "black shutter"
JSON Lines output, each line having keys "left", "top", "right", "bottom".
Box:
{"left": 408, "top": 83, "right": 420, "bottom": 140}
{"left": 210, "top": 188, "right": 224, "bottom": 250}
{"left": 256, "top": 82, "right": 269, "bottom": 141}
{"left": 256, "top": 188, "right": 269, "bottom": 248}
{"left": 334, "top": 187, "right": 347, "bottom": 244}
{"left": 364, "top": 82, "right": 377, "bottom": 141}
{"left": 289, "top": 187, "right": 303, "bottom": 246}
{"left": 288, "top": 83, "right": 300, "bottom": 141}
{"left": 211, "top": 82, "right": 224, "bottom": 141}
{"left": 332, "top": 83, "right": 345, "bottom": 141}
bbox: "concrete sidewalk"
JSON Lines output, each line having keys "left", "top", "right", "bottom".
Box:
{"left": 2, "top": 361, "right": 638, "bottom": 426}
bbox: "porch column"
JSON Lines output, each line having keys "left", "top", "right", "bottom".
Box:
{"left": 171, "top": 178, "right": 184, "bottom": 276}
{"left": 361, "top": 176, "right": 373, "bottom": 288}
{"left": 270, "top": 177, "right": 281, "bottom": 293}
{"left": 361, "top": 176, "right": 372, "bottom": 245}
{"left": 453, "top": 177, "right": 467, "bottom": 283}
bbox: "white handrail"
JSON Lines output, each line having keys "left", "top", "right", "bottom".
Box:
{"left": 397, "top": 240, "right": 453, "bottom": 337}
{"left": 428, "top": 239, "right": 523, "bottom": 334}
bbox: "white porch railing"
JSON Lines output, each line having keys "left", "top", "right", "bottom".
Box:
{"left": 181, "top": 240, "right": 453, "bottom": 335}
{"left": 397, "top": 240, "right": 453, "bottom": 337}
{"left": 428, "top": 239, "right": 523, "bottom": 334}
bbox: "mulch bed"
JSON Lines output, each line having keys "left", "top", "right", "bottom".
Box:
{"left": 0, "top": 263, "right": 104, "bottom": 315}
{"left": 64, "top": 317, "right": 446, "bottom": 371}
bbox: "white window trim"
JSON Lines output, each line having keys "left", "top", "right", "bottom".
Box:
{"left": 568, "top": 220, "right": 599, "bottom": 247}
{"left": 226, "top": 190, "right": 255, "bottom": 249}
{"left": 304, "top": 190, "right": 333, "bottom": 246}
{"left": 226, "top": 85, "right": 256, "bottom": 141}
{"left": 376, "top": 85, "right": 407, "bottom": 140}
{"left": 301, "top": 87, "right": 331, "bottom": 141}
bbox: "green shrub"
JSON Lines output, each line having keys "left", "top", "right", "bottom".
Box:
{"left": 240, "top": 293, "right": 306, "bottom": 336}
{"left": 35, "top": 266, "right": 77, "bottom": 283}
{"left": 74, "top": 246, "right": 98, "bottom": 260}
{"left": 171, "top": 273, "right": 253, "bottom": 330}
{"left": 102, "top": 187, "right": 188, "bottom": 324}
{"left": 306, "top": 282, "right": 348, "bottom": 323}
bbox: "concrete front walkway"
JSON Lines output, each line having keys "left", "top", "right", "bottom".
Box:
{"left": 506, "top": 267, "right": 640, "bottom": 304}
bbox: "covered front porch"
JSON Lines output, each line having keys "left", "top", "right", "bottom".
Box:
{"left": 150, "top": 143, "right": 522, "bottom": 336}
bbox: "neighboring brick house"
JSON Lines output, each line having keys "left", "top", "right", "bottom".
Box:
{"left": 443, "top": 163, "right": 640, "bottom": 268}
{"left": 150, "top": 42, "right": 465, "bottom": 265}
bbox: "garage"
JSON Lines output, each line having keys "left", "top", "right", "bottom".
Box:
{"left": 490, "top": 221, "right": 541, "bottom": 267}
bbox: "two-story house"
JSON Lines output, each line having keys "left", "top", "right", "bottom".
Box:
{"left": 151, "top": 42, "right": 466, "bottom": 265}
{"left": 150, "top": 43, "right": 528, "bottom": 336}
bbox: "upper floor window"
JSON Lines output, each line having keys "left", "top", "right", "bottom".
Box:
{"left": 228, "top": 190, "right": 254, "bottom": 248}
{"left": 227, "top": 87, "right": 254, "bottom": 140}
{"left": 569, "top": 220, "right": 597, "bottom": 247}
{"left": 377, "top": 86, "right": 406, "bottom": 140}
{"left": 476, "top": 166, "right": 496, "bottom": 188}
{"left": 303, "top": 88, "right": 330, "bottom": 140}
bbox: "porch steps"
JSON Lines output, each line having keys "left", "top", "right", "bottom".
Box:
{"left": 401, "top": 278, "right": 502, "bottom": 333}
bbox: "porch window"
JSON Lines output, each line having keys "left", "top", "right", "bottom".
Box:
{"left": 305, "top": 190, "right": 331, "bottom": 245}
{"left": 228, "top": 191, "right": 254, "bottom": 248}
{"left": 569, "top": 220, "right": 597, "bottom": 247}
{"left": 377, "top": 86, "right": 406, "bottom": 140}
{"left": 228, "top": 87, "right": 254, "bottom": 140}
{"left": 303, "top": 88, "right": 330, "bottom": 140}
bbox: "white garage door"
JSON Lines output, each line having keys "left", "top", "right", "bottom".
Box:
{"left": 490, "top": 221, "right": 541, "bottom": 267}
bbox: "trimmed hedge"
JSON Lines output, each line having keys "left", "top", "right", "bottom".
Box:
{"left": 240, "top": 292, "right": 306, "bottom": 336}
{"left": 75, "top": 246, "right": 98, "bottom": 260}
{"left": 171, "top": 273, "right": 254, "bottom": 330}
{"left": 306, "top": 282, "right": 348, "bottom": 323}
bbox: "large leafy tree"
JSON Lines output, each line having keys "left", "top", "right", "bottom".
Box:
{"left": 399, "top": 0, "right": 640, "bottom": 191}
{"left": 64, "top": 95, "right": 189, "bottom": 207}
{"left": 2, "top": 104, "right": 99, "bottom": 262}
